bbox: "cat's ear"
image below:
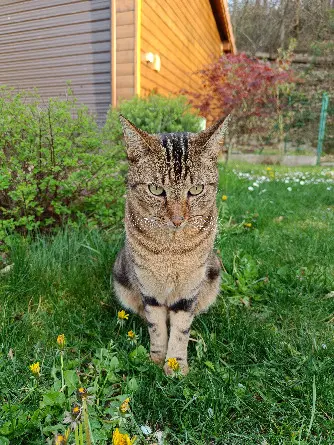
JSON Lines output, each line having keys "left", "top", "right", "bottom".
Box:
{"left": 119, "top": 115, "right": 155, "bottom": 162}
{"left": 191, "top": 115, "right": 231, "bottom": 158}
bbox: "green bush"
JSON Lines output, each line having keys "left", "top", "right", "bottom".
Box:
{"left": 102, "top": 94, "right": 202, "bottom": 146}
{"left": 0, "top": 90, "right": 201, "bottom": 244}
{"left": 0, "top": 87, "right": 126, "bottom": 241}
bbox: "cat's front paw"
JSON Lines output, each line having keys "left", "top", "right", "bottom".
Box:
{"left": 163, "top": 358, "right": 189, "bottom": 376}
{"left": 150, "top": 351, "right": 166, "bottom": 367}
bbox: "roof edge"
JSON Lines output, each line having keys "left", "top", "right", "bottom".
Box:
{"left": 209, "top": 0, "right": 237, "bottom": 54}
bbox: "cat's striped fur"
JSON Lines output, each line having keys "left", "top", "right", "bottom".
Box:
{"left": 113, "top": 115, "right": 229, "bottom": 374}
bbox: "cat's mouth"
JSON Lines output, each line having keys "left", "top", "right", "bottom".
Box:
{"left": 166, "top": 220, "right": 188, "bottom": 231}
{"left": 144, "top": 216, "right": 188, "bottom": 230}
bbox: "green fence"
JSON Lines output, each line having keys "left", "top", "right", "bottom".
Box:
{"left": 228, "top": 90, "right": 332, "bottom": 159}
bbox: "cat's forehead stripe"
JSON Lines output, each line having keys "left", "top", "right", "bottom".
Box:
{"left": 160, "top": 132, "right": 189, "bottom": 183}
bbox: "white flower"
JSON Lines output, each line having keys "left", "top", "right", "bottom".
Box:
{"left": 322, "top": 344, "right": 327, "bottom": 349}
{"left": 300, "top": 181, "right": 305, "bottom": 185}
{"left": 253, "top": 182, "right": 259, "bottom": 187}
{"left": 287, "top": 187, "right": 292, "bottom": 192}
{"left": 327, "top": 187, "right": 332, "bottom": 191}
{"left": 140, "top": 425, "right": 152, "bottom": 436}
{"left": 248, "top": 186, "right": 254, "bottom": 191}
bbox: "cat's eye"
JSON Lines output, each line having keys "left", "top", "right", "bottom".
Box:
{"left": 148, "top": 184, "right": 165, "bottom": 196}
{"left": 188, "top": 185, "right": 204, "bottom": 196}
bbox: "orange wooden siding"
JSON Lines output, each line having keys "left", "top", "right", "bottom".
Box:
{"left": 115, "top": 0, "right": 136, "bottom": 102}
{"left": 140, "top": 0, "right": 222, "bottom": 97}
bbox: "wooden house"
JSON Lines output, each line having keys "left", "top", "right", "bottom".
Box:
{"left": 0, "top": 0, "right": 235, "bottom": 122}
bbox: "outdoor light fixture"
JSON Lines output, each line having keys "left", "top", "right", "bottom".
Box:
{"left": 145, "top": 52, "right": 161, "bottom": 72}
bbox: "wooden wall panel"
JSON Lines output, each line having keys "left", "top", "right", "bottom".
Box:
{"left": 0, "top": 0, "right": 111, "bottom": 123}
{"left": 115, "top": 0, "right": 136, "bottom": 102}
{"left": 141, "top": 0, "right": 222, "bottom": 97}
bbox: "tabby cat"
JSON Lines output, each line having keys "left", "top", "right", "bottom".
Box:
{"left": 113, "top": 115, "right": 229, "bottom": 375}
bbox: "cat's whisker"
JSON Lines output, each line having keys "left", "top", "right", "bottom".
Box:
{"left": 141, "top": 216, "right": 167, "bottom": 229}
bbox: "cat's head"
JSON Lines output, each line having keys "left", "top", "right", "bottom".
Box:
{"left": 120, "top": 115, "right": 230, "bottom": 230}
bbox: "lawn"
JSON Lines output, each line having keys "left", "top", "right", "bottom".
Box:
{"left": 0, "top": 163, "right": 333, "bottom": 445}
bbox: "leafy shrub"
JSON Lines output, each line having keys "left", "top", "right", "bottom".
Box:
{"left": 183, "top": 53, "right": 296, "bottom": 149}
{"left": 184, "top": 53, "right": 294, "bottom": 120}
{"left": 102, "top": 94, "right": 202, "bottom": 147}
{"left": 0, "top": 90, "right": 202, "bottom": 244}
{"left": 0, "top": 87, "right": 126, "bottom": 242}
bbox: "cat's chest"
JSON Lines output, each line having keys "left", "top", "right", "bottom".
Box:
{"left": 134, "top": 253, "right": 207, "bottom": 302}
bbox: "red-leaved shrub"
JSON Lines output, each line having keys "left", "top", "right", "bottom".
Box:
{"left": 183, "top": 53, "right": 296, "bottom": 146}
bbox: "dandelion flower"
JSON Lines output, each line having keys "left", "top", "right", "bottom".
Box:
{"left": 72, "top": 405, "right": 81, "bottom": 416}
{"left": 167, "top": 357, "right": 180, "bottom": 371}
{"left": 112, "top": 428, "right": 136, "bottom": 445}
{"left": 29, "top": 362, "right": 40, "bottom": 377}
{"left": 117, "top": 310, "right": 129, "bottom": 327}
{"left": 53, "top": 434, "right": 66, "bottom": 445}
{"left": 53, "top": 430, "right": 70, "bottom": 445}
{"left": 118, "top": 310, "right": 129, "bottom": 320}
{"left": 63, "top": 405, "right": 82, "bottom": 430}
{"left": 127, "top": 330, "right": 138, "bottom": 345}
{"left": 77, "top": 387, "right": 87, "bottom": 400}
{"left": 57, "top": 334, "right": 66, "bottom": 349}
{"left": 244, "top": 223, "right": 252, "bottom": 228}
{"left": 120, "top": 397, "right": 130, "bottom": 413}
{"left": 222, "top": 195, "right": 228, "bottom": 201}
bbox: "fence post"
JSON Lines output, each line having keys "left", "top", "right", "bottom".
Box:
{"left": 317, "top": 92, "right": 329, "bottom": 165}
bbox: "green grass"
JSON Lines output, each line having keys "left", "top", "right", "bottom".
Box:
{"left": 0, "top": 163, "right": 333, "bottom": 444}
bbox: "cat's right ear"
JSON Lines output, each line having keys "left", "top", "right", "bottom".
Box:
{"left": 119, "top": 115, "right": 154, "bottom": 162}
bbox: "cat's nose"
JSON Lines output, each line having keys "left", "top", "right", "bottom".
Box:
{"left": 171, "top": 215, "right": 184, "bottom": 227}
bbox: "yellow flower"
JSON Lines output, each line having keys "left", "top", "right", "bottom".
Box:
{"left": 167, "top": 357, "right": 180, "bottom": 371}
{"left": 266, "top": 167, "right": 273, "bottom": 171}
{"left": 72, "top": 405, "right": 81, "bottom": 417}
{"left": 77, "top": 387, "right": 87, "bottom": 400}
{"left": 118, "top": 310, "right": 129, "bottom": 320}
{"left": 29, "top": 361, "right": 40, "bottom": 376}
{"left": 57, "top": 334, "right": 66, "bottom": 348}
{"left": 244, "top": 222, "right": 252, "bottom": 228}
{"left": 112, "top": 428, "right": 136, "bottom": 445}
{"left": 120, "top": 397, "right": 130, "bottom": 413}
{"left": 53, "top": 433, "right": 68, "bottom": 445}
{"left": 222, "top": 195, "right": 228, "bottom": 201}
{"left": 127, "top": 330, "right": 138, "bottom": 345}
{"left": 53, "top": 429, "right": 70, "bottom": 445}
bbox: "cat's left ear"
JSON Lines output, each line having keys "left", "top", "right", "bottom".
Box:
{"left": 191, "top": 115, "right": 231, "bottom": 158}
{"left": 119, "top": 115, "right": 156, "bottom": 162}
